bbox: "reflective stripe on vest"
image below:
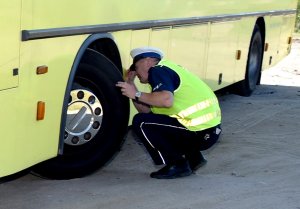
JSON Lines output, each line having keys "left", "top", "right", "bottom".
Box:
{"left": 150, "top": 59, "right": 221, "bottom": 131}
{"left": 175, "top": 109, "right": 221, "bottom": 127}
{"left": 171, "top": 98, "right": 219, "bottom": 119}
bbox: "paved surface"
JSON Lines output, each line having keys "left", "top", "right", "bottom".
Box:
{"left": 0, "top": 41, "right": 300, "bottom": 209}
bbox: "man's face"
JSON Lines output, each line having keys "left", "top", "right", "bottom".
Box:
{"left": 134, "top": 58, "right": 151, "bottom": 84}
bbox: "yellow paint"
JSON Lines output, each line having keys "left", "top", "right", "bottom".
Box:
{"left": 0, "top": 0, "right": 297, "bottom": 177}
{"left": 0, "top": 0, "right": 21, "bottom": 90}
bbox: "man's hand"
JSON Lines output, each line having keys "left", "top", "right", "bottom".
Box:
{"left": 125, "top": 69, "right": 136, "bottom": 84}
{"left": 116, "top": 81, "right": 137, "bottom": 99}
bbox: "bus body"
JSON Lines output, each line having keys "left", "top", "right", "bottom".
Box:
{"left": 0, "top": 0, "right": 297, "bottom": 179}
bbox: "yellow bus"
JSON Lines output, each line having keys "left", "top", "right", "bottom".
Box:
{"left": 0, "top": 0, "right": 297, "bottom": 179}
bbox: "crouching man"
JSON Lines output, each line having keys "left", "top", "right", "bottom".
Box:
{"left": 116, "top": 47, "right": 222, "bottom": 179}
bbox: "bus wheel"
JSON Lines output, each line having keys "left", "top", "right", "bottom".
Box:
{"left": 234, "top": 24, "right": 263, "bottom": 96}
{"left": 32, "top": 50, "right": 129, "bottom": 179}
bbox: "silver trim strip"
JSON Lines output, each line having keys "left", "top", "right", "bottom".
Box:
{"left": 22, "top": 9, "right": 296, "bottom": 41}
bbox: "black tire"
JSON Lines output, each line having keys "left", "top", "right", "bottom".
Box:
{"left": 234, "top": 24, "right": 263, "bottom": 96}
{"left": 32, "top": 50, "right": 129, "bottom": 179}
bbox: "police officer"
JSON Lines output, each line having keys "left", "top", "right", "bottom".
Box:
{"left": 116, "top": 47, "right": 222, "bottom": 179}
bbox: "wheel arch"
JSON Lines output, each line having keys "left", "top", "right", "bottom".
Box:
{"left": 58, "top": 33, "right": 123, "bottom": 155}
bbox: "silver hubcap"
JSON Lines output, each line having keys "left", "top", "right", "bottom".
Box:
{"left": 64, "top": 89, "right": 103, "bottom": 146}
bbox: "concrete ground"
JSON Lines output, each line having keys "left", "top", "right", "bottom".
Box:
{"left": 0, "top": 41, "right": 300, "bottom": 209}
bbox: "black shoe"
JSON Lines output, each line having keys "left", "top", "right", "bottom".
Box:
{"left": 187, "top": 152, "right": 207, "bottom": 171}
{"left": 150, "top": 162, "right": 192, "bottom": 179}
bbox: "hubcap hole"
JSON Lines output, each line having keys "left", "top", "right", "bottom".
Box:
{"left": 77, "top": 91, "right": 84, "bottom": 99}
{"left": 95, "top": 107, "right": 101, "bottom": 116}
{"left": 84, "top": 132, "right": 92, "bottom": 140}
{"left": 88, "top": 96, "right": 96, "bottom": 104}
{"left": 72, "top": 136, "right": 80, "bottom": 144}
{"left": 93, "top": 121, "right": 100, "bottom": 129}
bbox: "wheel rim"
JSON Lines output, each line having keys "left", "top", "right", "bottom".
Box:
{"left": 64, "top": 89, "right": 103, "bottom": 146}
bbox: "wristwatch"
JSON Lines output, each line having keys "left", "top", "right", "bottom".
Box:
{"left": 135, "top": 91, "right": 142, "bottom": 101}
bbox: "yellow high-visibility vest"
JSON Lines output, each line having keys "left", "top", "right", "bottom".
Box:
{"left": 151, "top": 60, "right": 221, "bottom": 131}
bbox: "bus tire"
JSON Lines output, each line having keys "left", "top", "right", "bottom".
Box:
{"left": 32, "top": 51, "right": 129, "bottom": 179}
{"left": 234, "top": 24, "right": 263, "bottom": 96}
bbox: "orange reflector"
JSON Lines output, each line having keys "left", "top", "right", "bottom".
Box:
{"left": 264, "top": 43, "right": 269, "bottom": 52}
{"left": 37, "top": 101, "right": 45, "bottom": 121}
{"left": 36, "top": 65, "right": 48, "bottom": 75}
{"left": 236, "top": 50, "right": 242, "bottom": 60}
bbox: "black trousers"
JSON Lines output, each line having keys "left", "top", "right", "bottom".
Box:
{"left": 132, "top": 113, "right": 221, "bottom": 165}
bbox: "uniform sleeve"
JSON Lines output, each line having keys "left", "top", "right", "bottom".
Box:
{"left": 148, "top": 66, "right": 180, "bottom": 93}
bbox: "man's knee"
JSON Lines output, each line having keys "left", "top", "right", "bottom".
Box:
{"left": 132, "top": 113, "right": 147, "bottom": 131}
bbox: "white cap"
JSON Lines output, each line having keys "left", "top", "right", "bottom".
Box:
{"left": 130, "top": 47, "right": 164, "bottom": 64}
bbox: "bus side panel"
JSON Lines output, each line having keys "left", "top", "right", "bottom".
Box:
{"left": 0, "top": 36, "right": 87, "bottom": 177}
{"left": 150, "top": 27, "right": 171, "bottom": 59}
{"left": 205, "top": 21, "right": 240, "bottom": 90}
{"left": 0, "top": 0, "right": 21, "bottom": 177}
{"left": 263, "top": 14, "right": 295, "bottom": 70}
{"left": 0, "top": 89, "right": 19, "bottom": 176}
{"left": 277, "top": 15, "right": 296, "bottom": 61}
{"left": 263, "top": 16, "right": 286, "bottom": 69}
{"left": 25, "top": 0, "right": 297, "bottom": 31}
{"left": 0, "top": 0, "right": 20, "bottom": 90}
{"left": 168, "top": 24, "right": 208, "bottom": 80}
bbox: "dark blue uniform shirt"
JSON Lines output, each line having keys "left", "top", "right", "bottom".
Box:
{"left": 148, "top": 65, "right": 180, "bottom": 93}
